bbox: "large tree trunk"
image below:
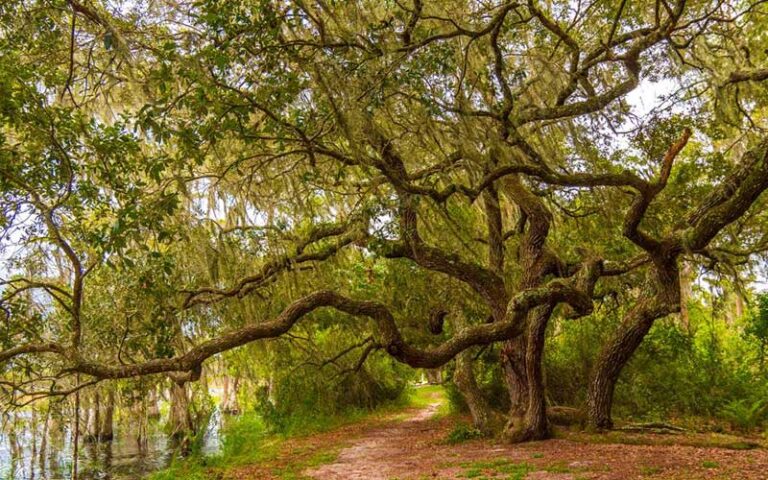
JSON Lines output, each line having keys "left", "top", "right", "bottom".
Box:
{"left": 588, "top": 264, "right": 679, "bottom": 430}
{"left": 501, "top": 336, "right": 528, "bottom": 422}
{"left": 587, "top": 306, "right": 656, "bottom": 430}
{"left": 169, "top": 381, "right": 194, "bottom": 450}
{"left": 498, "top": 175, "right": 557, "bottom": 442}
{"left": 505, "top": 305, "right": 553, "bottom": 441}
{"left": 454, "top": 349, "right": 497, "bottom": 434}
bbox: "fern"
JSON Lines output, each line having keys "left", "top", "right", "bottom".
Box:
{"left": 720, "top": 399, "right": 768, "bottom": 431}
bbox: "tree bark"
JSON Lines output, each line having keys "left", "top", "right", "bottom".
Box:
{"left": 169, "top": 381, "right": 194, "bottom": 450}
{"left": 454, "top": 349, "right": 497, "bottom": 434}
{"left": 500, "top": 336, "right": 528, "bottom": 421}
{"left": 498, "top": 176, "right": 558, "bottom": 442}
{"left": 587, "top": 306, "right": 654, "bottom": 429}
{"left": 504, "top": 305, "right": 553, "bottom": 441}
{"left": 587, "top": 262, "right": 679, "bottom": 430}
{"left": 679, "top": 261, "right": 693, "bottom": 330}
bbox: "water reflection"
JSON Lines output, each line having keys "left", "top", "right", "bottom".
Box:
{"left": 0, "top": 408, "right": 225, "bottom": 480}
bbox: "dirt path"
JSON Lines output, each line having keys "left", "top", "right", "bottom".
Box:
{"left": 229, "top": 389, "right": 768, "bottom": 480}
{"left": 304, "top": 396, "right": 444, "bottom": 479}
{"left": 302, "top": 394, "right": 768, "bottom": 480}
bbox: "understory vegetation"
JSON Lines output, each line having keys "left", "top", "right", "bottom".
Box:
{"left": 445, "top": 290, "right": 768, "bottom": 433}
{"left": 148, "top": 385, "right": 433, "bottom": 480}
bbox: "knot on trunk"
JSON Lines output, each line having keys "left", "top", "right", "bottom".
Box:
{"left": 385, "top": 340, "right": 403, "bottom": 357}
{"left": 428, "top": 309, "right": 447, "bottom": 334}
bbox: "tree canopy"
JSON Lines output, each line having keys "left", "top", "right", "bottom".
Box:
{"left": 3, "top": 0, "right": 768, "bottom": 442}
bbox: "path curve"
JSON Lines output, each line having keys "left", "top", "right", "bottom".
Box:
{"left": 305, "top": 398, "right": 443, "bottom": 480}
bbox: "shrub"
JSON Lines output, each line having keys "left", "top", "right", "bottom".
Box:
{"left": 719, "top": 398, "right": 768, "bottom": 431}
{"left": 444, "top": 423, "right": 484, "bottom": 444}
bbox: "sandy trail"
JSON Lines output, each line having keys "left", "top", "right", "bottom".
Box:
{"left": 305, "top": 398, "right": 443, "bottom": 480}
{"left": 226, "top": 388, "right": 768, "bottom": 480}
{"left": 303, "top": 393, "right": 768, "bottom": 480}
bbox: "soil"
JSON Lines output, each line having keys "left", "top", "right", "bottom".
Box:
{"left": 229, "top": 391, "right": 768, "bottom": 480}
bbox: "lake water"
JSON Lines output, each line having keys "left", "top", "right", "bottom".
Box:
{"left": 0, "top": 408, "right": 224, "bottom": 480}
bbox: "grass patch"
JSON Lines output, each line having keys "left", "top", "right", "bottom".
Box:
{"left": 702, "top": 460, "right": 720, "bottom": 468}
{"left": 407, "top": 384, "right": 443, "bottom": 407}
{"left": 267, "top": 448, "right": 342, "bottom": 479}
{"left": 565, "top": 429, "right": 766, "bottom": 450}
{"left": 544, "top": 461, "right": 574, "bottom": 473}
{"left": 407, "top": 384, "right": 452, "bottom": 418}
{"left": 453, "top": 455, "right": 593, "bottom": 479}
{"left": 149, "top": 385, "right": 441, "bottom": 480}
{"left": 147, "top": 415, "right": 340, "bottom": 480}
{"left": 640, "top": 465, "right": 663, "bottom": 475}
{"left": 458, "top": 459, "right": 533, "bottom": 479}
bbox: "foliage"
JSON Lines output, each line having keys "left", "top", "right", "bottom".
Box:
{"left": 547, "top": 290, "right": 768, "bottom": 431}
{"left": 444, "top": 423, "right": 485, "bottom": 445}
{"left": 457, "top": 460, "right": 534, "bottom": 479}
{"left": 745, "top": 293, "right": 768, "bottom": 369}
{"left": 720, "top": 399, "right": 768, "bottom": 432}
{"left": 148, "top": 384, "right": 425, "bottom": 480}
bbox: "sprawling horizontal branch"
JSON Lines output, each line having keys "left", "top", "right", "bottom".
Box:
{"left": 376, "top": 237, "right": 508, "bottom": 314}
{"left": 727, "top": 69, "right": 768, "bottom": 84}
{"left": 2, "top": 276, "right": 593, "bottom": 381}
{"left": 0, "top": 342, "right": 66, "bottom": 364}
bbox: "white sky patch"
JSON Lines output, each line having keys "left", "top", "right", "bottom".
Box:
{"left": 626, "top": 78, "right": 679, "bottom": 118}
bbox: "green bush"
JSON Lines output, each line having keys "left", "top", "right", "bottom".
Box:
{"left": 444, "top": 423, "right": 485, "bottom": 444}
{"left": 719, "top": 398, "right": 768, "bottom": 431}
{"left": 545, "top": 296, "right": 768, "bottom": 430}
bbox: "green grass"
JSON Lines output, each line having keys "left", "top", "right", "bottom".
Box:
{"left": 566, "top": 428, "right": 766, "bottom": 450}
{"left": 407, "top": 384, "right": 443, "bottom": 407}
{"left": 148, "top": 385, "right": 443, "bottom": 480}
{"left": 444, "top": 423, "right": 485, "bottom": 444}
{"left": 266, "top": 448, "right": 342, "bottom": 479}
{"left": 407, "top": 384, "right": 452, "bottom": 417}
{"left": 544, "top": 461, "right": 575, "bottom": 473}
{"left": 453, "top": 458, "right": 590, "bottom": 479}
{"left": 457, "top": 459, "right": 534, "bottom": 480}
{"left": 702, "top": 460, "right": 720, "bottom": 468}
{"left": 640, "top": 465, "right": 663, "bottom": 475}
{"left": 147, "top": 414, "right": 339, "bottom": 480}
